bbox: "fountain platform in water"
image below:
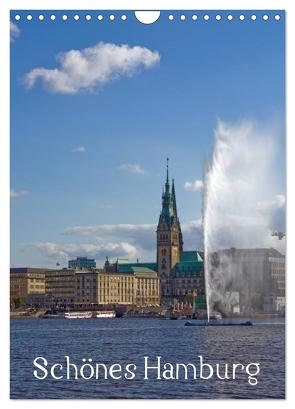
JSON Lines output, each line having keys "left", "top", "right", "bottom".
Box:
{"left": 185, "top": 320, "right": 253, "bottom": 327}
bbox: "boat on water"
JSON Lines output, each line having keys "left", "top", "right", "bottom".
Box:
{"left": 64, "top": 310, "right": 116, "bottom": 319}
{"left": 42, "top": 314, "right": 64, "bottom": 319}
{"left": 64, "top": 311, "right": 93, "bottom": 319}
{"left": 96, "top": 311, "right": 116, "bottom": 318}
{"left": 185, "top": 320, "right": 253, "bottom": 327}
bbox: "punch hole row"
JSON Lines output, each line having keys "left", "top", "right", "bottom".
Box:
{"left": 168, "top": 14, "right": 280, "bottom": 21}
{"left": 14, "top": 13, "right": 281, "bottom": 22}
{"left": 14, "top": 14, "right": 128, "bottom": 21}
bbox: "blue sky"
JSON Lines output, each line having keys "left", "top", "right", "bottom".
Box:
{"left": 10, "top": 10, "right": 285, "bottom": 267}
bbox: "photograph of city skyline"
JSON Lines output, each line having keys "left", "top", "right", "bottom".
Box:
{"left": 10, "top": 10, "right": 285, "bottom": 399}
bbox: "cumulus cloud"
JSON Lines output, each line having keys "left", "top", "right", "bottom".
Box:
{"left": 64, "top": 220, "right": 204, "bottom": 252}
{"left": 23, "top": 220, "right": 204, "bottom": 267}
{"left": 10, "top": 189, "right": 28, "bottom": 199}
{"left": 22, "top": 218, "right": 204, "bottom": 268}
{"left": 25, "top": 241, "right": 137, "bottom": 264}
{"left": 64, "top": 223, "right": 156, "bottom": 251}
{"left": 72, "top": 145, "right": 86, "bottom": 153}
{"left": 184, "top": 179, "right": 203, "bottom": 192}
{"left": 10, "top": 22, "right": 20, "bottom": 42}
{"left": 257, "top": 194, "right": 285, "bottom": 232}
{"left": 259, "top": 194, "right": 285, "bottom": 209}
{"left": 24, "top": 42, "right": 160, "bottom": 94}
{"left": 118, "top": 163, "right": 147, "bottom": 175}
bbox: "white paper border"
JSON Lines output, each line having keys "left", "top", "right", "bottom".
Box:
{"left": 1, "top": 1, "right": 293, "bottom": 408}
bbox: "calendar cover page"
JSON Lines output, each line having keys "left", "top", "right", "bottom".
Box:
{"left": 10, "top": 10, "right": 285, "bottom": 399}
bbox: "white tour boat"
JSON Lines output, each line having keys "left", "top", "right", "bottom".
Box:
{"left": 95, "top": 311, "right": 116, "bottom": 318}
{"left": 64, "top": 311, "right": 93, "bottom": 319}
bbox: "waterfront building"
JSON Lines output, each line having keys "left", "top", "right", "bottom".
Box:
{"left": 133, "top": 267, "right": 160, "bottom": 306}
{"left": 96, "top": 271, "right": 135, "bottom": 305}
{"left": 75, "top": 264, "right": 160, "bottom": 307}
{"left": 211, "top": 248, "right": 285, "bottom": 313}
{"left": 45, "top": 268, "right": 77, "bottom": 306}
{"left": 75, "top": 270, "right": 100, "bottom": 305}
{"left": 269, "top": 253, "right": 285, "bottom": 298}
{"left": 68, "top": 256, "right": 96, "bottom": 270}
{"left": 10, "top": 268, "right": 47, "bottom": 305}
{"left": 104, "top": 259, "right": 160, "bottom": 305}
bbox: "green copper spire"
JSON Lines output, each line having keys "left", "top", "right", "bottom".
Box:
{"left": 165, "top": 157, "right": 170, "bottom": 193}
{"left": 159, "top": 158, "right": 173, "bottom": 225}
{"left": 172, "top": 177, "right": 177, "bottom": 217}
{"left": 166, "top": 157, "right": 169, "bottom": 182}
{"left": 171, "top": 177, "right": 183, "bottom": 250}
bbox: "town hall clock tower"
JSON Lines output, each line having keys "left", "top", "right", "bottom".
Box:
{"left": 157, "top": 159, "right": 183, "bottom": 298}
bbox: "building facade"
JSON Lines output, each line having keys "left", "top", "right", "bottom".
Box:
{"left": 269, "top": 254, "right": 285, "bottom": 298}
{"left": 75, "top": 270, "right": 99, "bottom": 305}
{"left": 172, "top": 251, "right": 204, "bottom": 296}
{"left": 96, "top": 271, "right": 135, "bottom": 305}
{"left": 11, "top": 264, "right": 159, "bottom": 308}
{"left": 45, "top": 268, "right": 77, "bottom": 306}
{"left": 68, "top": 257, "right": 96, "bottom": 270}
{"left": 10, "top": 268, "right": 46, "bottom": 305}
{"left": 74, "top": 263, "right": 160, "bottom": 307}
{"left": 211, "top": 248, "right": 285, "bottom": 313}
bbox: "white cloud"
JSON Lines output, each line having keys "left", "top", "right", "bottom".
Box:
{"left": 24, "top": 42, "right": 160, "bottom": 94}
{"left": 23, "top": 220, "right": 204, "bottom": 267}
{"left": 72, "top": 145, "right": 86, "bottom": 153}
{"left": 10, "top": 22, "right": 20, "bottom": 42}
{"left": 257, "top": 194, "right": 285, "bottom": 211}
{"left": 64, "top": 220, "right": 204, "bottom": 252}
{"left": 184, "top": 179, "right": 203, "bottom": 192}
{"left": 10, "top": 189, "right": 28, "bottom": 199}
{"left": 26, "top": 241, "right": 137, "bottom": 263}
{"left": 64, "top": 223, "right": 155, "bottom": 250}
{"left": 118, "top": 163, "right": 147, "bottom": 175}
{"left": 257, "top": 194, "right": 285, "bottom": 233}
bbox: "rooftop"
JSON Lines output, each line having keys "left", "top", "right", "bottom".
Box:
{"left": 180, "top": 251, "right": 203, "bottom": 263}
{"left": 117, "top": 262, "right": 157, "bottom": 274}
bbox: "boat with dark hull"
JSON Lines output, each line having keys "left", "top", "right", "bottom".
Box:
{"left": 185, "top": 320, "right": 253, "bottom": 327}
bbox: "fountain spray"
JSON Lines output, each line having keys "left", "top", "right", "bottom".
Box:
{"left": 202, "top": 119, "right": 284, "bottom": 319}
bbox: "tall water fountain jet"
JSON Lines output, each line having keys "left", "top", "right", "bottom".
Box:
{"left": 203, "top": 120, "right": 285, "bottom": 320}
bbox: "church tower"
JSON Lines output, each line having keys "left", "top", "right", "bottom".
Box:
{"left": 157, "top": 159, "right": 183, "bottom": 298}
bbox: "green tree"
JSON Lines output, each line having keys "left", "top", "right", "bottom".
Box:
{"left": 185, "top": 293, "right": 194, "bottom": 304}
{"left": 12, "top": 297, "right": 25, "bottom": 308}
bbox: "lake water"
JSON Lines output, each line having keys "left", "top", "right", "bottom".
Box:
{"left": 10, "top": 318, "right": 285, "bottom": 399}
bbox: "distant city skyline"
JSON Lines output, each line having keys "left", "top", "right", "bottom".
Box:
{"left": 10, "top": 11, "right": 285, "bottom": 268}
